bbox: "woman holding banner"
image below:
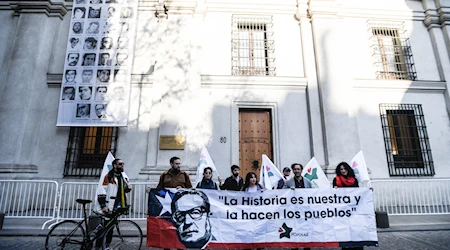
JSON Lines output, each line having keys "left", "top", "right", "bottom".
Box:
{"left": 241, "top": 172, "right": 264, "bottom": 192}
{"left": 196, "top": 167, "right": 219, "bottom": 190}
{"left": 333, "top": 162, "right": 359, "bottom": 188}
{"left": 333, "top": 162, "right": 363, "bottom": 250}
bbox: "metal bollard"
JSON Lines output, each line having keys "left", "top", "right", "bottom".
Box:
{"left": 0, "top": 212, "right": 5, "bottom": 230}
{"left": 375, "top": 211, "right": 390, "bottom": 228}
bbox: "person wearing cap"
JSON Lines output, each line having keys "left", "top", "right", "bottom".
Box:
{"left": 276, "top": 167, "right": 292, "bottom": 189}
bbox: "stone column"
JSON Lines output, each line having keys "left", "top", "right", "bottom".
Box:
{"left": 0, "top": 1, "right": 67, "bottom": 177}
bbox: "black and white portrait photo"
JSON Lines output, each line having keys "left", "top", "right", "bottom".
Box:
{"left": 117, "top": 37, "right": 128, "bottom": 49}
{"left": 100, "top": 37, "right": 113, "bottom": 49}
{"left": 67, "top": 53, "right": 80, "bottom": 66}
{"left": 97, "top": 69, "right": 111, "bottom": 83}
{"left": 64, "top": 70, "right": 77, "bottom": 84}
{"left": 62, "top": 87, "right": 76, "bottom": 101}
{"left": 69, "top": 37, "right": 81, "bottom": 49}
{"left": 88, "top": 6, "right": 101, "bottom": 18}
{"left": 107, "top": 7, "right": 117, "bottom": 19}
{"left": 72, "top": 22, "right": 83, "bottom": 34}
{"left": 112, "top": 86, "right": 125, "bottom": 100}
{"left": 171, "top": 190, "right": 214, "bottom": 249}
{"left": 115, "top": 52, "right": 128, "bottom": 66}
{"left": 90, "top": 0, "right": 102, "bottom": 4}
{"left": 98, "top": 53, "right": 111, "bottom": 66}
{"left": 75, "top": 0, "right": 86, "bottom": 4}
{"left": 119, "top": 22, "right": 130, "bottom": 34}
{"left": 85, "top": 21, "right": 100, "bottom": 34}
{"left": 81, "top": 69, "right": 94, "bottom": 84}
{"left": 78, "top": 86, "right": 93, "bottom": 100}
{"left": 73, "top": 7, "right": 86, "bottom": 19}
{"left": 76, "top": 103, "right": 91, "bottom": 118}
{"left": 95, "top": 86, "right": 107, "bottom": 101}
{"left": 82, "top": 53, "right": 96, "bottom": 66}
{"left": 95, "top": 104, "right": 107, "bottom": 118}
{"left": 114, "top": 69, "right": 127, "bottom": 82}
{"left": 83, "top": 37, "right": 98, "bottom": 50}
{"left": 120, "top": 7, "right": 133, "bottom": 18}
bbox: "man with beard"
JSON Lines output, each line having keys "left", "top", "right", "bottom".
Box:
{"left": 157, "top": 156, "right": 192, "bottom": 189}
{"left": 171, "top": 190, "right": 215, "bottom": 248}
{"left": 94, "top": 158, "right": 132, "bottom": 250}
{"left": 219, "top": 165, "right": 243, "bottom": 191}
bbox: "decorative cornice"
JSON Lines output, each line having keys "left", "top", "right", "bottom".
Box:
{"left": 201, "top": 75, "right": 308, "bottom": 90}
{"left": 352, "top": 79, "right": 446, "bottom": 93}
{"left": 8, "top": 1, "right": 68, "bottom": 20}
{"left": 47, "top": 73, "right": 154, "bottom": 86}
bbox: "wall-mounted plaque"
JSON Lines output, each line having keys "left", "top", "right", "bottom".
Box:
{"left": 159, "top": 135, "right": 185, "bottom": 150}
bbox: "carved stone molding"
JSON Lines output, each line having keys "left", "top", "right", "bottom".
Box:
{"left": 8, "top": 1, "right": 68, "bottom": 19}
{"left": 47, "top": 73, "right": 154, "bottom": 86}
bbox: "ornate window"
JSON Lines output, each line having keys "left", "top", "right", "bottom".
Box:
{"left": 64, "top": 127, "right": 118, "bottom": 177}
{"left": 368, "top": 21, "right": 417, "bottom": 80}
{"left": 232, "top": 15, "right": 276, "bottom": 76}
{"left": 379, "top": 104, "right": 434, "bottom": 176}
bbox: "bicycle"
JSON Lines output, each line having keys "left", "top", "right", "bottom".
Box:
{"left": 45, "top": 199, "right": 143, "bottom": 250}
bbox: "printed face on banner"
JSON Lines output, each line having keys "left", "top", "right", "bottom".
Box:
{"left": 171, "top": 190, "right": 213, "bottom": 248}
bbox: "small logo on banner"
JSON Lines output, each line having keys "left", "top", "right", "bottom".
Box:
{"left": 278, "top": 222, "right": 292, "bottom": 239}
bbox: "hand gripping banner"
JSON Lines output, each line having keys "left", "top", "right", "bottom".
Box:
{"left": 147, "top": 188, "right": 378, "bottom": 249}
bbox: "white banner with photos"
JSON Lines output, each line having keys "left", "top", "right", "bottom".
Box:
{"left": 57, "top": 0, "right": 138, "bottom": 126}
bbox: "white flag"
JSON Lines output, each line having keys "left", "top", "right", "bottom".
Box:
{"left": 302, "top": 157, "right": 330, "bottom": 188}
{"left": 350, "top": 151, "right": 371, "bottom": 183}
{"left": 96, "top": 152, "right": 115, "bottom": 195}
{"left": 260, "top": 154, "right": 284, "bottom": 190}
{"left": 93, "top": 152, "right": 115, "bottom": 213}
{"left": 195, "top": 146, "right": 220, "bottom": 187}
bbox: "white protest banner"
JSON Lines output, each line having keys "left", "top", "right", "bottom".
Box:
{"left": 350, "top": 151, "right": 371, "bottom": 183}
{"left": 147, "top": 188, "right": 378, "bottom": 249}
{"left": 195, "top": 146, "right": 220, "bottom": 187}
{"left": 260, "top": 154, "right": 284, "bottom": 190}
{"left": 302, "top": 157, "right": 330, "bottom": 188}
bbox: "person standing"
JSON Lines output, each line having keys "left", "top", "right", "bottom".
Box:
{"left": 276, "top": 167, "right": 292, "bottom": 189}
{"left": 283, "top": 163, "right": 311, "bottom": 250}
{"left": 196, "top": 167, "right": 219, "bottom": 190}
{"left": 333, "top": 162, "right": 363, "bottom": 250}
{"left": 283, "top": 163, "right": 312, "bottom": 189}
{"left": 219, "top": 165, "right": 243, "bottom": 191}
{"left": 94, "top": 158, "right": 132, "bottom": 250}
{"left": 241, "top": 172, "right": 264, "bottom": 192}
{"left": 157, "top": 156, "right": 193, "bottom": 189}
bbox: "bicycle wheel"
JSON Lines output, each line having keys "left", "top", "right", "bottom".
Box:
{"left": 45, "top": 220, "right": 86, "bottom": 250}
{"left": 102, "top": 220, "right": 143, "bottom": 250}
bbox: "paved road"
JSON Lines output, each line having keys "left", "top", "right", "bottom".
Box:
{"left": 1, "top": 230, "right": 449, "bottom": 250}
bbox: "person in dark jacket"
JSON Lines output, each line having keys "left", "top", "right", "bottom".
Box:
{"left": 196, "top": 167, "right": 219, "bottom": 190}
{"left": 157, "top": 156, "right": 192, "bottom": 189}
{"left": 220, "top": 165, "right": 243, "bottom": 191}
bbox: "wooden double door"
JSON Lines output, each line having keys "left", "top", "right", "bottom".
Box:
{"left": 239, "top": 109, "right": 274, "bottom": 179}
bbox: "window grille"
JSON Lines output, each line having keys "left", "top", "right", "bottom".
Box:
{"left": 368, "top": 21, "right": 417, "bottom": 80}
{"left": 64, "top": 127, "right": 118, "bottom": 177}
{"left": 232, "top": 15, "right": 276, "bottom": 76}
{"left": 379, "top": 104, "right": 434, "bottom": 176}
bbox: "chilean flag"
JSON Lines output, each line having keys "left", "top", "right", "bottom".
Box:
{"left": 147, "top": 189, "right": 185, "bottom": 248}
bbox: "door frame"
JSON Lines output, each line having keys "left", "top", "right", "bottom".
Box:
{"left": 231, "top": 101, "right": 280, "bottom": 170}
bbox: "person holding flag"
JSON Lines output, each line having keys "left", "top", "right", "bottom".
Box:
{"left": 195, "top": 147, "right": 221, "bottom": 188}
{"left": 283, "top": 163, "right": 312, "bottom": 189}
{"left": 333, "top": 162, "right": 358, "bottom": 188}
{"left": 94, "top": 158, "right": 132, "bottom": 250}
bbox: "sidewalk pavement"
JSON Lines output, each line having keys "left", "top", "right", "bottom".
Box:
{"left": 1, "top": 214, "right": 449, "bottom": 237}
